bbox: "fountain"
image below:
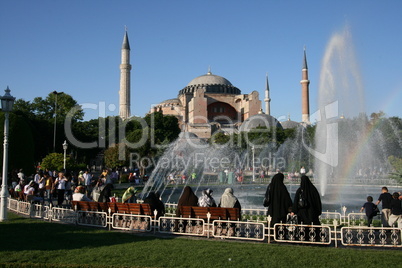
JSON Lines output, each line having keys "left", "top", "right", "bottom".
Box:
{"left": 140, "top": 26, "right": 402, "bottom": 211}
{"left": 313, "top": 26, "right": 400, "bottom": 200}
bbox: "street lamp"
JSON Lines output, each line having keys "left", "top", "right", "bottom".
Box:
{"left": 0, "top": 86, "right": 15, "bottom": 221}
{"left": 62, "top": 140, "right": 68, "bottom": 171}
{"left": 252, "top": 145, "right": 255, "bottom": 182}
{"left": 52, "top": 91, "right": 63, "bottom": 152}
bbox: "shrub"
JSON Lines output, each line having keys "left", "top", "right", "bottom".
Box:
{"left": 120, "top": 174, "right": 129, "bottom": 183}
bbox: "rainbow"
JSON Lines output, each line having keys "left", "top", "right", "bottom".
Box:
{"left": 326, "top": 97, "right": 401, "bottom": 204}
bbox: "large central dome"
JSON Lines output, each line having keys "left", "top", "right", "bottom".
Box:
{"left": 186, "top": 71, "right": 233, "bottom": 87}
{"left": 179, "top": 70, "right": 241, "bottom": 95}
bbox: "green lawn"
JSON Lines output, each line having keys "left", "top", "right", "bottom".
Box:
{"left": 0, "top": 213, "right": 401, "bottom": 268}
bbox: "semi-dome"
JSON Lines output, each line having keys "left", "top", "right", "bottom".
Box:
{"left": 159, "top": 98, "right": 181, "bottom": 106}
{"left": 280, "top": 119, "right": 300, "bottom": 129}
{"left": 239, "top": 114, "right": 282, "bottom": 132}
{"left": 179, "top": 71, "right": 241, "bottom": 95}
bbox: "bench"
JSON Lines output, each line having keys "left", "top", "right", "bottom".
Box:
{"left": 71, "top": 201, "right": 152, "bottom": 230}
{"left": 115, "top": 202, "right": 129, "bottom": 213}
{"left": 177, "top": 206, "right": 240, "bottom": 236}
{"left": 180, "top": 206, "right": 240, "bottom": 221}
{"left": 72, "top": 201, "right": 91, "bottom": 211}
{"left": 72, "top": 201, "right": 152, "bottom": 216}
{"left": 127, "top": 203, "right": 152, "bottom": 216}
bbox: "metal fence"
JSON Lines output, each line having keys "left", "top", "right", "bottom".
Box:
{"left": 341, "top": 226, "right": 402, "bottom": 247}
{"left": 6, "top": 198, "right": 402, "bottom": 248}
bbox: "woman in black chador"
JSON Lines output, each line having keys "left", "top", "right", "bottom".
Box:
{"left": 293, "top": 175, "right": 322, "bottom": 225}
{"left": 176, "top": 186, "right": 198, "bottom": 216}
{"left": 264, "top": 172, "right": 292, "bottom": 225}
{"left": 143, "top": 191, "right": 165, "bottom": 219}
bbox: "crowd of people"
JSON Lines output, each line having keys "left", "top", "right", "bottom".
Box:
{"left": 9, "top": 168, "right": 119, "bottom": 207}
{"left": 262, "top": 171, "right": 402, "bottom": 228}
{"left": 174, "top": 186, "right": 242, "bottom": 217}
{"left": 360, "top": 186, "right": 402, "bottom": 228}
{"left": 8, "top": 167, "right": 402, "bottom": 228}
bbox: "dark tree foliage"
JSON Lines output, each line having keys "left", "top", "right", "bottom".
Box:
{"left": 0, "top": 113, "right": 35, "bottom": 175}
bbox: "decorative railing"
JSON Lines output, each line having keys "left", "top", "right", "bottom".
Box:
{"left": 111, "top": 213, "right": 152, "bottom": 231}
{"left": 319, "top": 211, "right": 343, "bottom": 226}
{"left": 341, "top": 226, "right": 402, "bottom": 247}
{"left": 158, "top": 216, "right": 206, "bottom": 236}
{"left": 51, "top": 206, "right": 76, "bottom": 224}
{"left": 273, "top": 223, "right": 332, "bottom": 245}
{"left": 77, "top": 210, "right": 108, "bottom": 228}
{"left": 6, "top": 198, "right": 402, "bottom": 248}
{"left": 164, "top": 203, "right": 177, "bottom": 216}
{"left": 212, "top": 220, "right": 265, "bottom": 241}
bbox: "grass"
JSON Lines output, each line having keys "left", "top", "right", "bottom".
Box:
{"left": 0, "top": 213, "right": 401, "bottom": 268}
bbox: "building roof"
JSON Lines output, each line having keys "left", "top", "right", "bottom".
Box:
{"left": 122, "top": 31, "right": 130, "bottom": 50}
{"left": 302, "top": 47, "right": 308, "bottom": 69}
{"left": 179, "top": 71, "right": 241, "bottom": 95}
{"left": 280, "top": 119, "right": 300, "bottom": 129}
{"left": 159, "top": 98, "right": 182, "bottom": 106}
{"left": 239, "top": 114, "right": 282, "bottom": 132}
{"left": 186, "top": 71, "right": 232, "bottom": 87}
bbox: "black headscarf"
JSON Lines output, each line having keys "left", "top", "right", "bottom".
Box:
{"left": 143, "top": 191, "right": 165, "bottom": 219}
{"left": 98, "top": 183, "right": 113, "bottom": 202}
{"left": 293, "top": 175, "right": 322, "bottom": 225}
{"left": 264, "top": 173, "right": 292, "bottom": 225}
{"left": 176, "top": 186, "right": 198, "bottom": 216}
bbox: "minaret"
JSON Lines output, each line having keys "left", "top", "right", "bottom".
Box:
{"left": 119, "top": 29, "right": 131, "bottom": 120}
{"left": 264, "top": 73, "right": 271, "bottom": 115}
{"left": 300, "top": 47, "right": 310, "bottom": 123}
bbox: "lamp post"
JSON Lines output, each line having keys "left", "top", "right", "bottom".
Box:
{"left": 62, "top": 140, "right": 68, "bottom": 171}
{"left": 52, "top": 91, "right": 63, "bottom": 152}
{"left": 0, "top": 86, "right": 15, "bottom": 221}
{"left": 252, "top": 145, "right": 255, "bottom": 182}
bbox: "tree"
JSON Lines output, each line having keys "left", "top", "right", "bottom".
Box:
{"left": 370, "top": 111, "right": 386, "bottom": 124}
{"left": 143, "top": 112, "right": 181, "bottom": 145}
{"left": 388, "top": 156, "right": 402, "bottom": 183}
{"left": 211, "top": 132, "right": 231, "bottom": 145}
{"left": 71, "top": 118, "right": 103, "bottom": 164}
{"left": 104, "top": 144, "right": 128, "bottom": 169}
{"left": 13, "top": 99, "right": 35, "bottom": 119}
{"left": 0, "top": 113, "right": 35, "bottom": 175}
{"left": 40, "top": 153, "right": 74, "bottom": 171}
{"left": 11, "top": 92, "right": 85, "bottom": 164}
{"left": 32, "top": 92, "right": 84, "bottom": 123}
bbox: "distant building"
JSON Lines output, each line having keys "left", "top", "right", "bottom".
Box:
{"left": 119, "top": 31, "right": 310, "bottom": 137}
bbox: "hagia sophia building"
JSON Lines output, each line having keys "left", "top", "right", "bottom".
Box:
{"left": 119, "top": 31, "right": 310, "bottom": 139}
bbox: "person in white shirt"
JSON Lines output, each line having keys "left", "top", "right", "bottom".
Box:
{"left": 17, "top": 169, "right": 25, "bottom": 182}
{"left": 300, "top": 166, "right": 306, "bottom": 176}
{"left": 54, "top": 172, "right": 67, "bottom": 206}
{"left": 83, "top": 170, "right": 93, "bottom": 196}
{"left": 72, "top": 186, "right": 92, "bottom": 202}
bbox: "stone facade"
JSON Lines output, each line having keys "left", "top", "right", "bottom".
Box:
{"left": 153, "top": 71, "right": 262, "bottom": 139}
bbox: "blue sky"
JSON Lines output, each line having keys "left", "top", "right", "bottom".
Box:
{"left": 1, "top": 0, "right": 401, "bottom": 122}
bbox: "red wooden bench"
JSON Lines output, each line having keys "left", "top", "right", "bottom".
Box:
{"left": 179, "top": 206, "right": 240, "bottom": 221}
{"left": 71, "top": 201, "right": 91, "bottom": 211}
{"left": 98, "top": 202, "right": 109, "bottom": 212}
{"left": 115, "top": 203, "right": 129, "bottom": 214}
